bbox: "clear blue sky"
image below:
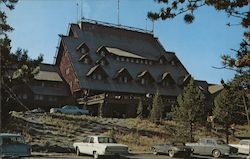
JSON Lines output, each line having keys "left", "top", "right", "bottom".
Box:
{"left": 2, "top": 0, "right": 244, "bottom": 84}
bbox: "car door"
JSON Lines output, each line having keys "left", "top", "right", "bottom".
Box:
{"left": 203, "top": 139, "right": 215, "bottom": 155}
{"left": 239, "top": 140, "right": 250, "bottom": 154}
{"left": 78, "top": 137, "right": 90, "bottom": 155}
{"left": 194, "top": 139, "right": 206, "bottom": 155}
{"left": 88, "top": 137, "right": 95, "bottom": 155}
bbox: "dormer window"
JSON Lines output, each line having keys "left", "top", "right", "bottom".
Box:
{"left": 96, "top": 57, "right": 109, "bottom": 66}
{"left": 137, "top": 70, "right": 155, "bottom": 86}
{"left": 113, "top": 67, "right": 133, "bottom": 83}
{"left": 158, "top": 72, "right": 176, "bottom": 87}
{"left": 96, "top": 46, "right": 108, "bottom": 57}
{"left": 84, "top": 58, "right": 89, "bottom": 64}
{"left": 86, "top": 65, "right": 108, "bottom": 80}
{"left": 79, "top": 53, "right": 92, "bottom": 64}
{"left": 76, "top": 42, "right": 89, "bottom": 54}
{"left": 159, "top": 55, "right": 167, "bottom": 65}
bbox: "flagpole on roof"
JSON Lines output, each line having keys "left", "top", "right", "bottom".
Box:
{"left": 117, "top": 0, "right": 120, "bottom": 25}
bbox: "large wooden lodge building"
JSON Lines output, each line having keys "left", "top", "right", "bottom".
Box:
{"left": 14, "top": 20, "right": 223, "bottom": 117}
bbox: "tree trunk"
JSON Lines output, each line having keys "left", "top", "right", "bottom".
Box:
{"left": 190, "top": 122, "right": 193, "bottom": 142}
{"left": 242, "top": 95, "right": 250, "bottom": 134}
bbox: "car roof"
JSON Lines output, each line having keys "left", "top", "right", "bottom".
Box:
{"left": 241, "top": 139, "right": 250, "bottom": 142}
{"left": 87, "top": 135, "right": 112, "bottom": 138}
{"left": 0, "top": 133, "right": 22, "bottom": 137}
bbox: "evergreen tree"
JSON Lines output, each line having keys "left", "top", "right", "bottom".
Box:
{"left": 0, "top": 0, "right": 43, "bottom": 131}
{"left": 171, "top": 78, "right": 205, "bottom": 141}
{"left": 137, "top": 99, "right": 143, "bottom": 119}
{"left": 150, "top": 90, "right": 164, "bottom": 123}
{"left": 213, "top": 78, "right": 246, "bottom": 143}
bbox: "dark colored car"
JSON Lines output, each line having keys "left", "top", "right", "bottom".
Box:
{"left": 152, "top": 142, "right": 193, "bottom": 158}
{"left": 186, "top": 138, "right": 238, "bottom": 158}
{"left": 0, "top": 133, "right": 31, "bottom": 158}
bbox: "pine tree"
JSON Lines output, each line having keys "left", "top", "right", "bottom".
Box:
{"left": 150, "top": 90, "right": 164, "bottom": 123}
{"left": 213, "top": 84, "right": 244, "bottom": 143}
{"left": 171, "top": 78, "right": 205, "bottom": 141}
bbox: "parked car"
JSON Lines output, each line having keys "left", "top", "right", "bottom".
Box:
{"left": 30, "top": 108, "right": 45, "bottom": 113}
{"left": 73, "top": 135, "right": 128, "bottom": 159}
{"left": 152, "top": 142, "right": 193, "bottom": 158}
{"left": 50, "top": 105, "right": 89, "bottom": 115}
{"left": 230, "top": 139, "right": 250, "bottom": 155}
{"left": 186, "top": 138, "right": 238, "bottom": 158}
{"left": 0, "top": 133, "right": 31, "bottom": 158}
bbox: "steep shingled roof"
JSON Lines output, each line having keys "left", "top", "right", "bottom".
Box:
{"left": 56, "top": 21, "right": 190, "bottom": 96}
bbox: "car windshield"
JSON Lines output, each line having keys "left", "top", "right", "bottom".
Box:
{"left": 2, "top": 136, "right": 25, "bottom": 145}
{"left": 217, "top": 140, "right": 226, "bottom": 145}
{"left": 98, "top": 137, "right": 117, "bottom": 143}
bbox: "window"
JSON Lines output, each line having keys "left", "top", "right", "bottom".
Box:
{"left": 121, "top": 57, "right": 125, "bottom": 61}
{"left": 159, "top": 59, "right": 163, "bottom": 64}
{"left": 171, "top": 60, "right": 175, "bottom": 66}
{"left": 66, "top": 68, "right": 70, "bottom": 75}
{"left": 90, "top": 137, "right": 94, "bottom": 143}
{"left": 81, "top": 47, "right": 86, "bottom": 54}
{"left": 100, "top": 51, "right": 106, "bottom": 57}
{"left": 41, "top": 82, "right": 45, "bottom": 87}
{"left": 140, "top": 60, "right": 144, "bottom": 64}
{"left": 149, "top": 61, "right": 152, "bottom": 65}
{"left": 34, "top": 95, "right": 43, "bottom": 100}
{"left": 116, "top": 57, "right": 120, "bottom": 61}
{"left": 126, "top": 58, "right": 129, "bottom": 62}
{"left": 92, "top": 74, "right": 97, "bottom": 80}
{"left": 84, "top": 58, "right": 89, "bottom": 64}
{"left": 131, "top": 59, "right": 134, "bottom": 63}
{"left": 136, "top": 59, "right": 139, "bottom": 63}
{"left": 100, "top": 60, "right": 105, "bottom": 66}
{"left": 124, "top": 76, "right": 128, "bottom": 83}
{"left": 145, "top": 60, "right": 148, "bottom": 65}
{"left": 22, "top": 94, "right": 27, "bottom": 99}
{"left": 141, "top": 78, "right": 145, "bottom": 85}
{"left": 97, "top": 74, "right": 102, "bottom": 80}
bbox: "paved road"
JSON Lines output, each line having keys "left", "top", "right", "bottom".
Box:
{"left": 22, "top": 153, "right": 249, "bottom": 159}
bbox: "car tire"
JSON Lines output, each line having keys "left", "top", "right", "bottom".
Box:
{"left": 152, "top": 148, "right": 158, "bottom": 155}
{"left": 212, "top": 149, "right": 221, "bottom": 158}
{"left": 169, "top": 149, "right": 175, "bottom": 158}
{"left": 93, "top": 151, "right": 99, "bottom": 159}
{"left": 76, "top": 147, "right": 81, "bottom": 156}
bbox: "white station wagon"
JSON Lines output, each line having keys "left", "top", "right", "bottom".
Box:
{"left": 230, "top": 139, "right": 250, "bottom": 155}
{"left": 73, "top": 136, "right": 128, "bottom": 159}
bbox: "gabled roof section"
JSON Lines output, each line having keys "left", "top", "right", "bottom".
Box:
{"left": 76, "top": 42, "right": 89, "bottom": 52}
{"left": 106, "top": 47, "right": 148, "bottom": 59}
{"left": 137, "top": 70, "right": 155, "bottom": 81}
{"left": 86, "top": 65, "right": 108, "bottom": 78}
{"left": 35, "top": 64, "right": 63, "bottom": 82}
{"left": 159, "top": 72, "right": 176, "bottom": 84}
{"left": 113, "top": 67, "right": 133, "bottom": 80}
{"left": 34, "top": 71, "right": 63, "bottom": 82}
{"left": 96, "top": 46, "right": 109, "bottom": 56}
{"left": 208, "top": 84, "right": 224, "bottom": 94}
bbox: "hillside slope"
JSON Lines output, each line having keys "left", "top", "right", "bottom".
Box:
{"left": 3, "top": 111, "right": 246, "bottom": 152}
